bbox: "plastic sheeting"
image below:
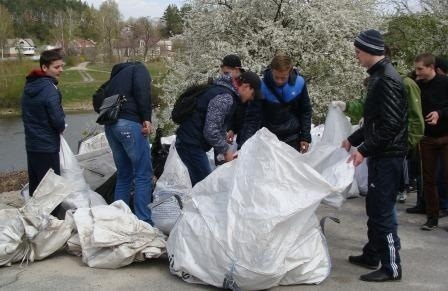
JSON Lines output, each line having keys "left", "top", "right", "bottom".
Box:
{"left": 167, "top": 128, "right": 354, "bottom": 290}
{"left": 60, "top": 136, "right": 107, "bottom": 210}
{"left": 150, "top": 143, "right": 192, "bottom": 235}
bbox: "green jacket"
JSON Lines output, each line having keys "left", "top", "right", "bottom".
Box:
{"left": 345, "top": 76, "right": 424, "bottom": 148}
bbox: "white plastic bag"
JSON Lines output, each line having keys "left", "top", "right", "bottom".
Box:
{"left": 321, "top": 104, "right": 352, "bottom": 146}
{"left": 167, "top": 128, "right": 354, "bottom": 290}
{"left": 60, "top": 136, "right": 107, "bottom": 209}
{"left": 355, "top": 159, "right": 368, "bottom": 195}
{"left": 150, "top": 143, "right": 192, "bottom": 234}
{"left": 73, "top": 201, "right": 166, "bottom": 269}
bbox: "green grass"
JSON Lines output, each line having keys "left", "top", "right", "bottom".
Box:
{"left": 59, "top": 69, "right": 85, "bottom": 83}
{"left": 0, "top": 60, "right": 37, "bottom": 108}
{"left": 0, "top": 60, "right": 167, "bottom": 113}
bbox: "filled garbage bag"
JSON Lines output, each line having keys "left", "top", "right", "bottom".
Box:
{"left": 150, "top": 143, "right": 191, "bottom": 235}
{"left": 167, "top": 128, "right": 354, "bottom": 290}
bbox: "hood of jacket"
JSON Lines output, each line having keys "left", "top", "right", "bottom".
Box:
{"left": 110, "top": 62, "right": 138, "bottom": 79}
{"left": 24, "top": 69, "right": 58, "bottom": 98}
{"left": 213, "top": 73, "right": 238, "bottom": 95}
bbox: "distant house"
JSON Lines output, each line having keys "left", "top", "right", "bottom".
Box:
{"left": 146, "top": 39, "right": 173, "bottom": 58}
{"left": 55, "top": 39, "right": 96, "bottom": 55}
{"left": 156, "top": 40, "right": 172, "bottom": 53}
{"left": 4, "top": 38, "right": 36, "bottom": 57}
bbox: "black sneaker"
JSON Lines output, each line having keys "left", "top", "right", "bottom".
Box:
{"left": 406, "top": 206, "right": 425, "bottom": 214}
{"left": 360, "top": 268, "right": 401, "bottom": 282}
{"left": 421, "top": 218, "right": 438, "bottom": 231}
{"left": 348, "top": 255, "right": 379, "bottom": 270}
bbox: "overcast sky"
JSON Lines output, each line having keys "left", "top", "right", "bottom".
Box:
{"left": 84, "top": 0, "right": 186, "bottom": 19}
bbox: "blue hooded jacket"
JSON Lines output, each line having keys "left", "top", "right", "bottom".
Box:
{"left": 21, "top": 69, "right": 66, "bottom": 153}
{"left": 261, "top": 68, "right": 312, "bottom": 143}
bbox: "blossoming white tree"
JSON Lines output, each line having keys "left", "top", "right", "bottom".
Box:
{"left": 157, "top": 0, "right": 381, "bottom": 128}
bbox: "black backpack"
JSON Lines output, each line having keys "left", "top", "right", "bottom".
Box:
{"left": 92, "top": 80, "right": 111, "bottom": 113}
{"left": 171, "top": 83, "right": 213, "bottom": 124}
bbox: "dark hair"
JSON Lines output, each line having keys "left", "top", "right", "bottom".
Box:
{"left": 414, "top": 53, "right": 435, "bottom": 67}
{"left": 435, "top": 56, "right": 448, "bottom": 74}
{"left": 40, "top": 48, "right": 63, "bottom": 69}
{"left": 270, "top": 53, "right": 293, "bottom": 71}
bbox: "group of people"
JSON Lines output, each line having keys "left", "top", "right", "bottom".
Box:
{"left": 21, "top": 28, "right": 448, "bottom": 284}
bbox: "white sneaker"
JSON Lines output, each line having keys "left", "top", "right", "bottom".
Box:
{"left": 397, "top": 192, "right": 407, "bottom": 203}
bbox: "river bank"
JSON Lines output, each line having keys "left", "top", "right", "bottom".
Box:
{"left": 0, "top": 102, "right": 94, "bottom": 117}
{"left": 0, "top": 171, "right": 27, "bottom": 193}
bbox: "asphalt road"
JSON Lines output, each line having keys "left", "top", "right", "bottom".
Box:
{"left": 1, "top": 193, "right": 447, "bottom": 291}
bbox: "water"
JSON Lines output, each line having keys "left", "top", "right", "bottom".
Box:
{"left": 0, "top": 111, "right": 99, "bottom": 172}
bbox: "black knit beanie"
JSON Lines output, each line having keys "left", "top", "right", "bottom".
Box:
{"left": 354, "top": 29, "right": 385, "bottom": 56}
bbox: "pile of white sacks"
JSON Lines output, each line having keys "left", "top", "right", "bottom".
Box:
{"left": 0, "top": 137, "right": 166, "bottom": 269}
{"left": 1, "top": 105, "right": 366, "bottom": 290}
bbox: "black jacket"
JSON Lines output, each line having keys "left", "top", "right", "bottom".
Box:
{"left": 417, "top": 74, "right": 448, "bottom": 137}
{"left": 21, "top": 69, "right": 65, "bottom": 153}
{"left": 105, "top": 62, "right": 152, "bottom": 123}
{"left": 348, "top": 58, "right": 408, "bottom": 158}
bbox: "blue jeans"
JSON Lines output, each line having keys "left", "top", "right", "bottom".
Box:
{"left": 175, "top": 140, "right": 211, "bottom": 186}
{"left": 105, "top": 119, "right": 153, "bottom": 225}
{"left": 363, "top": 157, "right": 403, "bottom": 278}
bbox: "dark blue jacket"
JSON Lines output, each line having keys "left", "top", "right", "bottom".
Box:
{"left": 21, "top": 69, "right": 65, "bottom": 153}
{"left": 176, "top": 76, "right": 239, "bottom": 153}
{"left": 261, "top": 69, "right": 312, "bottom": 143}
{"left": 105, "top": 62, "right": 152, "bottom": 123}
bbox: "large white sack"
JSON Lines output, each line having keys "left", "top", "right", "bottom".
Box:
{"left": 167, "top": 128, "right": 354, "bottom": 290}
{"left": 76, "top": 147, "right": 116, "bottom": 191}
{"left": 60, "top": 136, "right": 107, "bottom": 209}
{"left": 78, "top": 132, "right": 109, "bottom": 155}
{"left": 0, "top": 209, "right": 28, "bottom": 266}
{"left": 306, "top": 105, "right": 359, "bottom": 201}
{"left": 0, "top": 170, "right": 75, "bottom": 266}
{"left": 150, "top": 143, "right": 191, "bottom": 235}
{"left": 73, "top": 200, "right": 166, "bottom": 269}
{"left": 19, "top": 170, "right": 75, "bottom": 261}
{"left": 321, "top": 104, "right": 352, "bottom": 146}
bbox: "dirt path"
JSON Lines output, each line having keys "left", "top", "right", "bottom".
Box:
{"left": 67, "top": 62, "right": 94, "bottom": 82}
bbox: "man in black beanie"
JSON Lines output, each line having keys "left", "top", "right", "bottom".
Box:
{"left": 342, "top": 29, "right": 407, "bottom": 282}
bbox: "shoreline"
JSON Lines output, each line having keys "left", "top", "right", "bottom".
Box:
{"left": 0, "top": 104, "right": 96, "bottom": 117}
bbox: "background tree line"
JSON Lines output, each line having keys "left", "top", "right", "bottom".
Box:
{"left": 0, "top": 0, "right": 190, "bottom": 62}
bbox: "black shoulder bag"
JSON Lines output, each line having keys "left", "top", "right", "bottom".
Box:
{"left": 96, "top": 64, "right": 137, "bottom": 125}
{"left": 96, "top": 94, "right": 127, "bottom": 125}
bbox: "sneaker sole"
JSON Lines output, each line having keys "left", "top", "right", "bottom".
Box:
{"left": 348, "top": 260, "right": 379, "bottom": 270}
{"left": 360, "top": 276, "right": 402, "bottom": 282}
{"left": 421, "top": 226, "right": 437, "bottom": 231}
